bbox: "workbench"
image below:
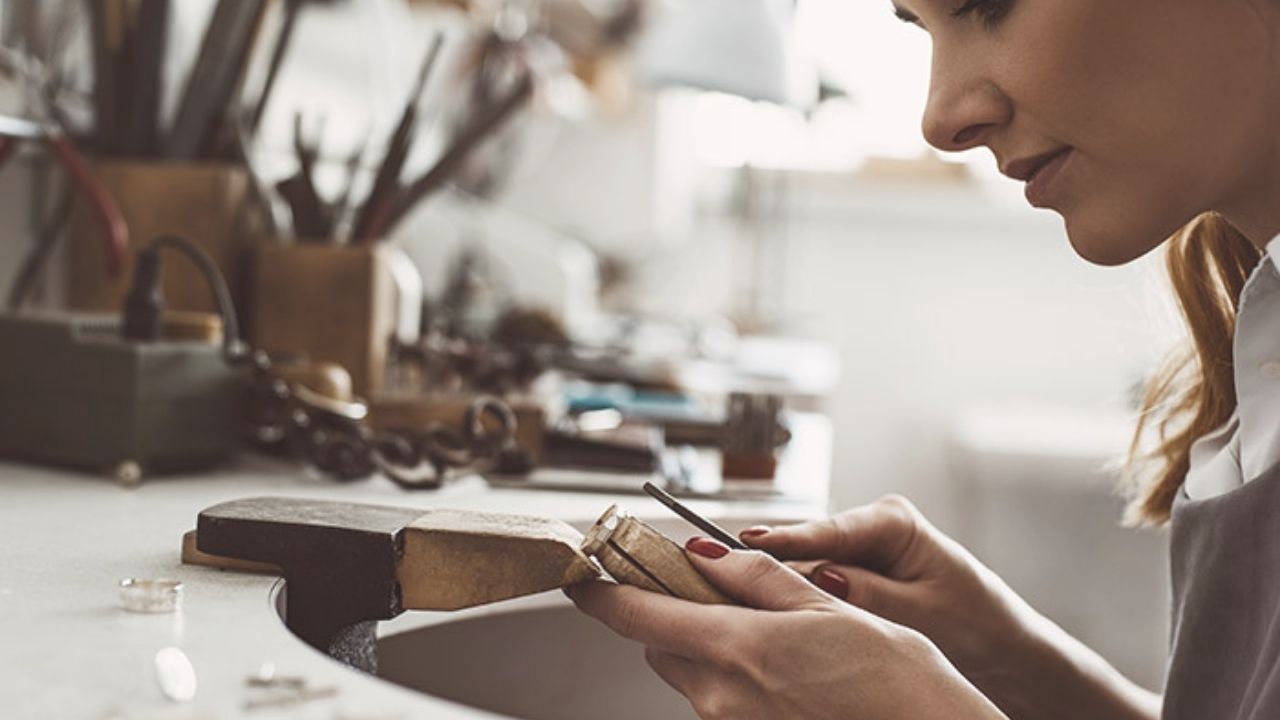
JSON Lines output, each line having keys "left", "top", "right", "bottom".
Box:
{"left": 0, "top": 417, "right": 830, "bottom": 719}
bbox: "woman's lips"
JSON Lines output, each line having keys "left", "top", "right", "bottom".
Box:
{"left": 1023, "top": 148, "right": 1073, "bottom": 208}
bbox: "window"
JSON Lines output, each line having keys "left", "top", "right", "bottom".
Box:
{"left": 687, "top": 0, "right": 998, "bottom": 178}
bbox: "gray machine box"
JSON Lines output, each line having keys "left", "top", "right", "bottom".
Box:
{"left": 0, "top": 313, "right": 243, "bottom": 478}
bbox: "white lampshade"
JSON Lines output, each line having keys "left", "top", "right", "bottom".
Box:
{"left": 635, "top": 0, "right": 816, "bottom": 107}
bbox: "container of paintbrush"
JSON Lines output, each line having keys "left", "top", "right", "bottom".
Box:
{"left": 66, "top": 160, "right": 262, "bottom": 319}
{"left": 248, "top": 241, "right": 422, "bottom": 398}
{"left": 66, "top": 0, "right": 273, "bottom": 314}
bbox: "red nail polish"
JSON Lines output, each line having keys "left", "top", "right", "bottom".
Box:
{"left": 740, "top": 526, "right": 772, "bottom": 540}
{"left": 813, "top": 567, "right": 848, "bottom": 599}
{"left": 686, "top": 536, "right": 730, "bottom": 559}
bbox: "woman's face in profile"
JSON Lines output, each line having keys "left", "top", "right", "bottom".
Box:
{"left": 894, "top": 0, "right": 1280, "bottom": 263}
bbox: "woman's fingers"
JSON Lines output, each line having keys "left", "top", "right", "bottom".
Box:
{"left": 788, "top": 559, "right": 916, "bottom": 620}
{"left": 683, "top": 537, "right": 835, "bottom": 612}
{"left": 811, "top": 563, "right": 915, "bottom": 619}
{"left": 742, "top": 494, "right": 923, "bottom": 573}
{"left": 566, "top": 580, "right": 735, "bottom": 658}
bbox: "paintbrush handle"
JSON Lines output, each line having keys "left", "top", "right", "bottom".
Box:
{"left": 371, "top": 72, "right": 534, "bottom": 241}
{"left": 248, "top": 0, "right": 302, "bottom": 133}
{"left": 351, "top": 35, "right": 446, "bottom": 242}
{"left": 166, "top": 0, "right": 264, "bottom": 160}
{"left": 350, "top": 113, "right": 417, "bottom": 242}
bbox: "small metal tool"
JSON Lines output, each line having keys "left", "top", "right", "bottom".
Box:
{"left": 246, "top": 662, "right": 306, "bottom": 689}
{"left": 642, "top": 481, "right": 747, "bottom": 550}
{"left": 243, "top": 685, "right": 338, "bottom": 711}
{"left": 243, "top": 661, "right": 336, "bottom": 711}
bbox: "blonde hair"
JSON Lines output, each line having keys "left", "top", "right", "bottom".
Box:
{"left": 1125, "top": 212, "right": 1262, "bottom": 525}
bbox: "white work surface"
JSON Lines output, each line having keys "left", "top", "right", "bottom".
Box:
{"left": 0, "top": 422, "right": 830, "bottom": 719}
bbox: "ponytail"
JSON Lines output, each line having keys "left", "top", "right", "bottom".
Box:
{"left": 1124, "top": 212, "right": 1261, "bottom": 525}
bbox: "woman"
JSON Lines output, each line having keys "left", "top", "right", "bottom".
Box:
{"left": 567, "top": 0, "right": 1280, "bottom": 717}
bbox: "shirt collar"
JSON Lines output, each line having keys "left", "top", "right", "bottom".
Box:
{"left": 1268, "top": 233, "right": 1280, "bottom": 274}
{"left": 1232, "top": 235, "right": 1280, "bottom": 481}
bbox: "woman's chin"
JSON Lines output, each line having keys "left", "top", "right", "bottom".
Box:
{"left": 1063, "top": 217, "right": 1167, "bottom": 267}
{"left": 1069, "top": 240, "right": 1136, "bottom": 267}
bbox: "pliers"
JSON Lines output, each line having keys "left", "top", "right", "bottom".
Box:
{"left": 0, "top": 113, "right": 128, "bottom": 277}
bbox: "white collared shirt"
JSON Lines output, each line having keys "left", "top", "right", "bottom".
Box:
{"left": 1184, "top": 235, "right": 1280, "bottom": 500}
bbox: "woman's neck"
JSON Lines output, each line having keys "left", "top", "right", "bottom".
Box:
{"left": 1220, "top": 175, "right": 1280, "bottom": 253}
{"left": 1220, "top": 91, "right": 1280, "bottom": 250}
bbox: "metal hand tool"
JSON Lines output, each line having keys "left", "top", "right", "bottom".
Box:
{"left": 0, "top": 47, "right": 128, "bottom": 277}
{"left": 642, "top": 481, "right": 748, "bottom": 550}
{"left": 0, "top": 114, "right": 127, "bottom": 277}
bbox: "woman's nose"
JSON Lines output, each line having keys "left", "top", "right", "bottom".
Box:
{"left": 920, "top": 54, "right": 1010, "bottom": 152}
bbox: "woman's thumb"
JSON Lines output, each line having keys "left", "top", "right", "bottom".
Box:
{"left": 683, "top": 537, "right": 833, "bottom": 611}
{"left": 741, "top": 496, "right": 923, "bottom": 572}
{"left": 739, "top": 518, "right": 845, "bottom": 560}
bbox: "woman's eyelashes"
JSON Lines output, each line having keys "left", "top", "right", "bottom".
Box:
{"left": 951, "top": 0, "right": 1014, "bottom": 29}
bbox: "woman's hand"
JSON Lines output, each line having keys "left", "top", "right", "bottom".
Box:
{"left": 743, "top": 495, "right": 1034, "bottom": 686}
{"left": 567, "top": 536, "right": 1008, "bottom": 720}
{"left": 743, "top": 495, "right": 1160, "bottom": 720}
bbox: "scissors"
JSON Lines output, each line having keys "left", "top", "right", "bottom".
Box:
{"left": 0, "top": 49, "right": 127, "bottom": 277}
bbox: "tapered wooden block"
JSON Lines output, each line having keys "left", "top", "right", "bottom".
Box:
{"left": 396, "top": 509, "right": 601, "bottom": 610}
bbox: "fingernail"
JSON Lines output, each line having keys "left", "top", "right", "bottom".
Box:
{"left": 813, "top": 566, "right": 848, "bottom": 599}
{"left": 685, "top": 536, "right": 730, "bottom": 559}
{"left": 740, "top": 526, "right": 772, "bottom": 540}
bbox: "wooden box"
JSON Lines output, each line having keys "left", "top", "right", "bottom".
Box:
{"left": 67, "top": 161, "right": 257, "bottom": 316}
{"left": 250, "top": 244, "right": 401, "bottom": 397}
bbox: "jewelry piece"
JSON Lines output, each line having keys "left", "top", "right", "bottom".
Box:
{"left": 582, "top": 505, "right": 731, "bottom": 604}
{"left": 119, "top": 578, "right": 183, "bottom": 613}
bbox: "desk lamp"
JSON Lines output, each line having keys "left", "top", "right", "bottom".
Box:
{"left": 633, "top": 0, "right": 817, "bottom": 331}
{"left": 634, "top": 0, "right": 815, "bottom": 107}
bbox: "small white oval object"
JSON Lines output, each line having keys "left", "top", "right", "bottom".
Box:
{"left": 154, "top": 647, "right": 197, "bottom": 702}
